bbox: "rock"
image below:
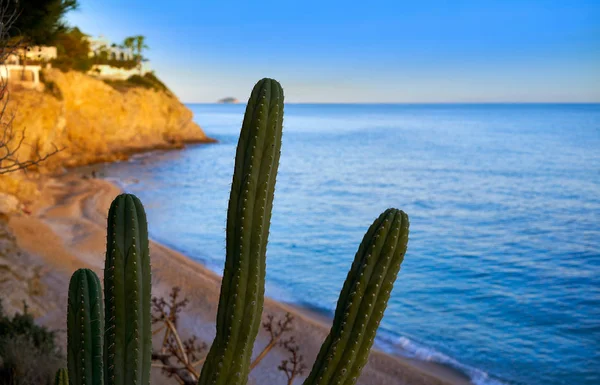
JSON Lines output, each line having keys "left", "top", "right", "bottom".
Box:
{"left": 0, "top": 192, "right": 19, "bottom": 215}
{"left": 0, "top": 221, "right": 48, "bottom": 318}
{"left": 6, "top": 69, "right": 216, "bottom": 171}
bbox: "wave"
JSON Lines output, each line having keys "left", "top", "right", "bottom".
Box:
{"left": 377, "top": 334, "right": 511, "bottom": 385}
{"left": 262, "top": 285, "right": 512, "bottom": 385}
{"left": 251, "top": 277, "right": 512, "bottom": 385}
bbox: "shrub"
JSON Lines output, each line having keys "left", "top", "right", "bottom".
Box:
{"left": 0, "top": 301, "right": 63, "bottom": 385}
{"left": 43, "top": 80, "right": 63, "bottom": 100}
{"left": 127, "top": 72, "right": 170, "bottom": 93}
{"left": 103, "top": 72, "right": 171, "bottom": 94}
{"left": 51, "top": 27, "right": 92, "bottom": 73}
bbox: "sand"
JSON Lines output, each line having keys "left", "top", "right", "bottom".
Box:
{"left": 7, "top": 173, "right": 471, "bottom": 385}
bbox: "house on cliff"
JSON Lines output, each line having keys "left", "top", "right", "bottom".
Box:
{"left": 1, "top": 46, "right": 57, "bottom": 89}
{"left": 86, "top": 35, "right": 151, "bottom": 80}
{"left": 0, "top": 33, "right": 152, "bottom": 90}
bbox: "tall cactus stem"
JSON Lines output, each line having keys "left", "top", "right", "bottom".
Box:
{"left": 303, "top": 208, "right": 410, "bottom": 385}
{"left": 198, "top": 78, "right": 284, "bottom": 385}
{"left": 67, "top": 268, "right": 104, "bottom": 385}
{"left": 104, "top": 194, "right": 152, "bottom": 385}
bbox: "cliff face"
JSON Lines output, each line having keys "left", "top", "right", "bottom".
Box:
{"left": 7, "top": 69, "right": 213, "bottom": 170}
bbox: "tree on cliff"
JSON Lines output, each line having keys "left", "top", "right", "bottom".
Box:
{"left": 0, "top": 1, "right": 61, "bottom": 174}
{"left": 52, "top": 27, "right": 92, "bottom": 72}
{"left": 123, "top": 36, "right": 135, "bottom": 59}
{"left": 133, "top": 35, "right": 148, "bottom": 75}
{"left": 8, "top": 0, "right": 80, "bottom": 45}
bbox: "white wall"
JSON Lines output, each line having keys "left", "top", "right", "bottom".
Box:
{"left": 0, "top": 64, "right": 42, "bottom": 87}
{"left": 89, "top": 64, "right": 150, "bottom": 80}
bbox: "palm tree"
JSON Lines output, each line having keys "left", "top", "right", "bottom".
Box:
{"left": 133, "top": 35, "right": 148, "bottom": 75}
{"left": 123, "top": 36, "right": 135, "bottom": 61}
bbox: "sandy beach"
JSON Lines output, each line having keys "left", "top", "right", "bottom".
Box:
{"left": 6, "top": 172, "right": 471, "bottom": 385}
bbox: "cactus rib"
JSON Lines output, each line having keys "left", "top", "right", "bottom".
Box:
{"left": 54, "top": 368, "right": 69, "bottom": 385}
{"left": 198, "top": 78, "right": 284, "bottom": 385}
{"left": 303, "top": 208, "right": 409, "bottom": 385}
{"left": 67, "top": 268, "right": 104, "bottom": 385}
{"left": 104, "top": 194, "right": 152, "bottom": 385}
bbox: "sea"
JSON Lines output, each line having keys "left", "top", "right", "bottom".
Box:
{"left": 95, "top": 103, "right": 600, "bottom": 385}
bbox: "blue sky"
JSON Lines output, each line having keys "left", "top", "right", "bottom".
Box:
{"left": 68, "top": 0, "right": 600, "bottom": 103}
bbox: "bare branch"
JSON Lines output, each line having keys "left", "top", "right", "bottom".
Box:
{"left": 151, "top": 287, "right": 303, "bottom": 384}
{"left": 250, "top": 312, "right": 294, "bottom": 370}
{"left": 151, "top": 287, "right": 207, "bottom": 385}
{"left": 278, "top": 337, "right": 307, "bottom": 385}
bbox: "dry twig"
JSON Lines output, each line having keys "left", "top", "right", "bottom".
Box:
{"left": 151, "top": 287, "right": 305, "bottom": 385}
{"left": 151, "top": 287, "right": 207, "bottom": 385}
{"left": 250, "top": 312, "right": 294, "bottom": 370}
{"left": 278, "top": 336, "right": 307, "bottom": 385}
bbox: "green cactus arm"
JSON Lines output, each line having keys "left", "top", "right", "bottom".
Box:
{"left": 198, "top": 78, "right": 284, "bottom": 385}
{"left": 104, "top": 194, "right": 152, "bottom": 385}
{"left": 303, "top": 208, "right": 409, "bottom": 385}
{"left": 67, "top": 268, "right": 104, "bottom": 385}
{"left": 54, "top": 368, "right": 69, "bottom": 385}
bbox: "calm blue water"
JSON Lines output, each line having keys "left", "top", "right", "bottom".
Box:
{"left": 98, "top": 104, "right": 600, "bottom": 385}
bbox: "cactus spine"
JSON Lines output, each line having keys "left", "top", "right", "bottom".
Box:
{"left": 198, "top": 78, "right": 284, "bottom": 385}
{"left": 303, "top": 209, "right": 410, "bottom": 385}
{"left": 67, "top": 268, "right": 104, "bottom": 385}
{"left": 54, "top": 368, "right": 69, "bottom": 385}
{"left": 104, "top": 194, "right": 152, "bottom": 385}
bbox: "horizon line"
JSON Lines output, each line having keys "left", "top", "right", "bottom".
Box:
{"left": 183, "top": 101, "right": 600, "bottom": 105}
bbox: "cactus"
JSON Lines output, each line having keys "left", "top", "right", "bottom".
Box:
{"left": 198, "top": 78, "right": 284, "bottom": 385}
{"left": 303, "top": 209, "right": 409, "bottom": 385}
{"left": 104, "top": 194, "right": 152, "bottom": 385}
{"left": 54, "top": 368, "right": 69, "bottom": 385}
{"left": 60, "top": 79, "right": 410, "bottom": 385}
{"left": 67, "top": 268, "right": 104, "bottom": 385}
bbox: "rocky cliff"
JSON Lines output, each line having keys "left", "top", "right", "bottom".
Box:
{"left": 0, "top": 69, "right": 214, "bottom": 200}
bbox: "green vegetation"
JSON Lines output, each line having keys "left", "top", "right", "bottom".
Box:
{"left": 195, "top": 78, "right": 410, "bottom": 385}
{"left": 7, "top": 1, "right": 150, "bottom": 78}
{"left": 129, "top": 35, "right": 149, "bottom": 75}
{"left": 127, "top": 72, "right": 169, "bottom": 91}
{"left": 91, "top": 35, "right": 148, "bottom": 74}
{"left": 0, "top": 301, "right": 63, "bottom": 385}
{"left": 198, "top": 78, "right": 284, "bottom": 385}
{"left": 303, "top": 209, "right": 409, "bottom": 385}
{"left": 37, "top": 71, "right": 63, "bottom": 100}
{"left": 104, "top": 194, "right": 152, "bottom": 385}
{"left": 51, "top": 27, "right": 92, "bottom": 72}
{"left": 92, "top": 58, "right": 138, "bottom": 69}
{"left": 9, "top": 0, "right": 79, "bottom": 45}
{"left": 61, "top": 194, "right": 152, "bottom": 385}
{"left": 123, "top": 36, "right": 136, "bottom": 58}
{"left": 103, "top": 72, "right": 171, "bottom": 93}
{"left": 67, "top": 269, "right": 103, "bottom": 385}
{"left": 54, "top": 368, "right": 68, "bottom": 385}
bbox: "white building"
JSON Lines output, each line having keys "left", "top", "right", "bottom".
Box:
{"left": 85, "top": 35, "right": 152, "bottom": 80}
{"left": 26, "top": 46, "right": 58, "bottom": 61}
{"left": 0, "top": 65, "right": 44, "bottom": 89}
{"left": 89, "top": 64, "right": 150, "bottom": 80}
{"left": 4, "top": 46, "right": 58, "bottom": 65}
{"left": 86, "top": 35, "right": 134, "bottom": 61}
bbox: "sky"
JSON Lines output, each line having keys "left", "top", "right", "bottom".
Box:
{"left": 67, "top": 0, "right": 600, "bottom": 103}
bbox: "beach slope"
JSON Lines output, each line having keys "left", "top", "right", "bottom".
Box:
{"left": 6, "top": 174, "right": 470, "bottom": 385}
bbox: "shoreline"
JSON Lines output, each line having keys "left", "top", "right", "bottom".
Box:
{"left": 6, "top": 171, "right": 471, "bottom": 385}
